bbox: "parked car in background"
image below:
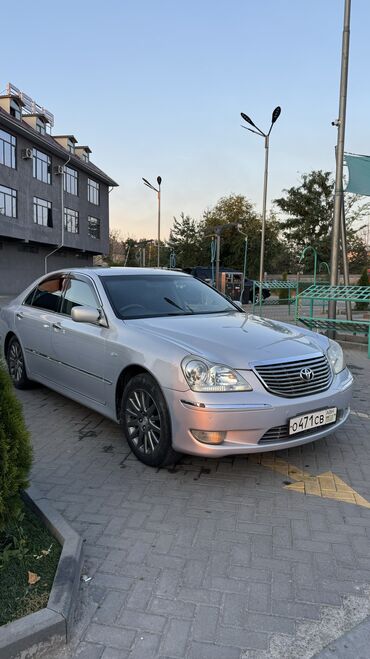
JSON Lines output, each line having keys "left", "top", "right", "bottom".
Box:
{"left": 0, "top": 268, "right": 353, "bottom": 467}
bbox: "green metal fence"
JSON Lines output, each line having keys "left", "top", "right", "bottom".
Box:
{"left": 295, "top": 284, "right": 370, "bottom": 358}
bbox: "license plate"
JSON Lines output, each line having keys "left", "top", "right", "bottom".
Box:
{"left": 289, "top": 407, "right": 337, "bottom": 436}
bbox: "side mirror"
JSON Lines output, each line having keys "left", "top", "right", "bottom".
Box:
{"left": 71, "top": 305, "right": 101, "bottom": 324}
{"left": 233, "top": 300, "right": 244, "bottom": 312}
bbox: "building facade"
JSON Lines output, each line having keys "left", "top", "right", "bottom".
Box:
{"left": 0, "top": 85, "right": 118, "bottom": 295}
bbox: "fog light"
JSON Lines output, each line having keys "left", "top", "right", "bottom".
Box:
{"left": 191, "top": 430, "right": 226, "bottom": 444}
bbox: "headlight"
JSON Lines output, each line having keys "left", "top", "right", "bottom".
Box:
{"left": 182, "top": 356, "right": 252, "bottom": 392}
{"left": 327, "top": 339, "right": 345, "bottom": 374}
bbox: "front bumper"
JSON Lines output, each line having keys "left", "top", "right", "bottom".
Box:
{"left": 163, "top": 368, "right": 353, "bottom": 457}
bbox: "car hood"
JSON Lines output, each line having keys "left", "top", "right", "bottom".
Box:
{"left": 127, "top": 312, "right": 328, "bottom": 368}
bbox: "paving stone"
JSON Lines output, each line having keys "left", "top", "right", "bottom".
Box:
{"left": 84, "top": 623, "right": 135, "bottom": 649}
{"left": 217, "top": 625, "right": 268, "bottom": 650}
{"left": 129, "top": 633, "right": 161, "bottom": 659}
{"left": 248, "top": 582, "right": 272, "bottom": 613}
{"left": 101, "top": 649, "right": 129, "bottom": 659}
{"left": 177, "top": 587, "right": 222, "bottom": 606}
{"left": 222, "top": 593, "right": 249, "bottom": 627}
{"left": 191, "top": 605, "right": 220, "bottom": 642}
{"left": 160, "top": 619, "right": 191, "bottom": 656}
{"left": 14, "top": 348, "right": 370, "bottom": 659}
{"left": 74, "top": 641, "right": 105, "bottom": 658}
{"left": 229, "top": 565, "right": 271, "bottom": 583}
{"left": 149, "top": 597, "right": 195, "bottom": 619}
{"left": 187, "top": 641, "right": 242, "bottom": 658}
{"left": 93, "top": 590, "right": 127, "bottom": 624}
{"left": 125, "top": 581, "right": 153, "bottom": 611}
{"left": 118, "top": 610, "right": 166, "bottom": 633}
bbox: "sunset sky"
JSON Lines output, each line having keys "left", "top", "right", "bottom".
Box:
{"left": 2, "top": 0, "right": 370, "bottom": 240}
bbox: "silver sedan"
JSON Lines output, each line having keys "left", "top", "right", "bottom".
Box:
{"left": 0, "top": 268, "right": 353, "bottom": 467}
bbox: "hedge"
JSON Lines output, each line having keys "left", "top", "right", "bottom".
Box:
{"left": 0, "top": 363, "right": 32, "bottom": 534}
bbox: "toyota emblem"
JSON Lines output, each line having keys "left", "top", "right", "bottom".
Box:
{"left": 300, "top": 367, "right": 314, "bottom": 381}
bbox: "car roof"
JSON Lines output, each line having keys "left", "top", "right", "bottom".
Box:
{"left": 45, "top": 267, "right": 190, "bottom": 278}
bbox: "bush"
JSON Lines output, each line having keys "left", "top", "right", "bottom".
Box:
{"left": 0, "top": 363, "right": 32, "bottom": 534}
{"left": 355, "top": 267, "right": 370, "bottom": 311}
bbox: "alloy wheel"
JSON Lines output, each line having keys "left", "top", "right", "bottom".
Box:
{"left": 125, "top": 389, "right": 161, "bottom": 454}
{"left": 8, "top": 341, "right": 24, "bottom": 383}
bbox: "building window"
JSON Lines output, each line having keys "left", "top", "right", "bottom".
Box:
{"left": 64, "top": 166, "right": 78, "bottom": 195}
{"left": 67, "top": 138, "right": 75, "bottom": 154}
{"left": 88, "top": 178, "right": 99, "bottom": 205}
{"left": 36, "top": 117, "right": 46, "bottom": 135}
{"left": 64, "top": 208, "right": 79, "bottom": 233}
{"left": 0, "top": 129, "right": 16, "bottom": 169}
{"left": 33, "top": 148, "right": 51, "bottom": 184}
{"left": 10, "top": 99, "right": 22, "bottom": 120}
{"left": 82, "top": 152, "right": 89, "bottom": 162}
{"left": 88, "top": 216, "right": 100, "bottom": 239}
{"left": 0, "top": 185, "right": 17, "bottom": 218}
{"left": 33, "top": 197, "right": 52, "bottom": 227}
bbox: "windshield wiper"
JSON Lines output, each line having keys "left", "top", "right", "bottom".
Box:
{"left": 164, "top": 297, "right": 193, "bottom": 313}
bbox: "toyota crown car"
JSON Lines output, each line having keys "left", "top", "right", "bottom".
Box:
{"left": 0, "top": 268, "right": 353, "bottom": 467}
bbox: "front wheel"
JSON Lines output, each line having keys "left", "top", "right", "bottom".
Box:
{"left": 6, "top": 336, "right": 33, "bottom": 389}
{"left": 120, "top": 373, "right": 180, "bottom": 467}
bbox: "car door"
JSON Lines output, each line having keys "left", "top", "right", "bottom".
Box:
{"left": 50, "top": 274, "right": 107, "bottom": 404}
{"left": 15, "top": 274, "right": 65, "bottom": 381}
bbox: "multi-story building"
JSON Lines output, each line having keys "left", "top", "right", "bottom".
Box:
{"left": 0, "top": 83, "right": 118, "bottom": 295}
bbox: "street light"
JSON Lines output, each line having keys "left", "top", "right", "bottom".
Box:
{"left": 142, "top": 176, "right": 162, "bottom": 267}
{"left": 240, "top": 106, "right": 281, "bottom": 301}
{"left": 206, "top": 222, "right": 244, "bottom": 290}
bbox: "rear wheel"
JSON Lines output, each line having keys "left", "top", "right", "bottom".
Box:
{"left": 120, "top": 373, "right": 180, "bottom": 467}
{"left": 6, "top": 336, "right": 33, "bottom": 389}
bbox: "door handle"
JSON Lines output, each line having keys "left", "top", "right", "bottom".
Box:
{"left": 52, "top": 322, "right": 63, "bottom": 331}
{"left": 16, "top": 312, "right": 24, "bottom": 319}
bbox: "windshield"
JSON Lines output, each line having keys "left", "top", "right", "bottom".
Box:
{"left": 100, "top": 274, "right": 238, "bottom": 319}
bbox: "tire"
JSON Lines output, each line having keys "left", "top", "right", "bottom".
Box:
{"left": 120, "top": 373, "right": 181, "bottom": 467}
{"left": 6, "top": 336, "right": 33, "bottom": 389}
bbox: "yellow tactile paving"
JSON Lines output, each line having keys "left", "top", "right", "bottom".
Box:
{"left": 252, "top": 454, "right": 312, "bottom": 481}
{"left": 258, "top": 455, "right": 370, "bottom": 508}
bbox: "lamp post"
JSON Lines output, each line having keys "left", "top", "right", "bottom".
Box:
{"left": 240, "top": 106, "right": 281, "bottom": 302}
{"left": 206, "top": 223, "right": 240, "bottom": 290}
{"left": 142, "top": 176, "right": 162, "bottom": 267}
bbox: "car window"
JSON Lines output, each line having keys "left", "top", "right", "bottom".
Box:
{"left": 24, "top": 276, "right": 65, "bottom": 313}
{"left": 61, "top": 278, "right": 99, "bottom": 316}
{"left": 100, "top": 274, "right": 237, "bottom": 319}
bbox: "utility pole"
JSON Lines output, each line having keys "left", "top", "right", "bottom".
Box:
{"left": 329, "top": 0, "right": 351, "bottom": 322}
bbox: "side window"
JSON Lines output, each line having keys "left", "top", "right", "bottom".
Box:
{"left": 61, "top": 279, "right": 99, "bottom": 316}
{"left": 27, "top": 276, "right": 65, "bottom": 312}
{"left": 23, "top": 288, "right": 36, "bottom": 306}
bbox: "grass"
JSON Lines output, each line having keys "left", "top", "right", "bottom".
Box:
{"left": 0, "top": 503, "right": 61, "bottom": 627}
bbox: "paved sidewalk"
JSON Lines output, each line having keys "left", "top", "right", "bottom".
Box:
{"left": 15, "top": 348, "right": 370, "bottom": 659}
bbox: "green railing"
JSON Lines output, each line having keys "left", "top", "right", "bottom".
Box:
{"left": 295, "top": 284, "right": 370, "bottom": 358}
{"left": 252, "top": 280, "right": 298, "bottom": 316}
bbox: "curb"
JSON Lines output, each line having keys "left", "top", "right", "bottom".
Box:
{"left": 314, "top": 617, "right": 370, "bottom": 658}
{"left": 0, "top": 485, "right": 83, "bottom": 659}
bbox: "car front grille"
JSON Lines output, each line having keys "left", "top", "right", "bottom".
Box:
{"left": 259, "top": 410, "right": 342, "bottom": 445}
{"left": 254, "top": 354, "right": 332, "bottom": 398}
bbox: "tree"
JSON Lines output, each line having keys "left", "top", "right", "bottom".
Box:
{"left": 198, "top": 194, "right": 291, "bottom": 277}
{"left": 107, "top": 229, "right": 127, "bottom": 265}
{"left": 355, "top": 266, "right": 370, "bottom": 311}
{"left": 0, "top": 365, "right": 32, "bottom": 533}
{"left": 274, "top": 170, "right": 369, "bottom": 273}
{"left": 168, "top": 213, "right": 203, "bottom": 269}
